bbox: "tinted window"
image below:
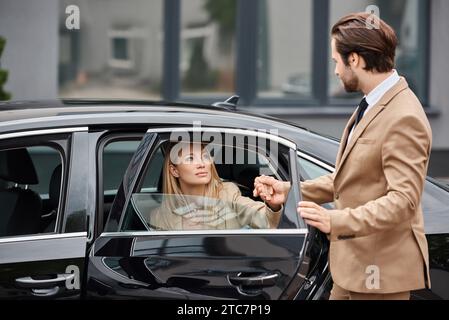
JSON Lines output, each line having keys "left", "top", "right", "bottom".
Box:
{"left": 28, "top": 146, "right": 61, "bottom": 196}
{"left": 0, "top": 145, "right": 63, "bottom": 237}
{"left": 103, "top": 140, "right": 140, "bottom": 195}
{"left": 298, "top": 156, "right": 330, "bottom": 180}
{"left": 103, "top": 140, "right": 163, "bottom": 195}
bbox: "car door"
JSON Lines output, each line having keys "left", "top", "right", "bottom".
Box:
{"left": 86, "top": 127, "right": 312, "bottom": 299}
{"left": 0, "top": 128, "right": 88, "bottom": 299}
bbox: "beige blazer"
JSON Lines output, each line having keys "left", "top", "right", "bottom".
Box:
{"left": 149, "top": 182, "right": 282, "bottom": 230}
{"left": 301, "top": 78, "right": 432, "bottom": 293}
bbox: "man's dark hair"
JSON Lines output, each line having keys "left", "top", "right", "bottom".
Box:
{"left": 331, "top": 12, "right": 397, "bottom": 73}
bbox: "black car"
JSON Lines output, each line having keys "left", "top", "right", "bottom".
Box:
{"left": 0, "top": 98, "right": 448, "bottom": 300}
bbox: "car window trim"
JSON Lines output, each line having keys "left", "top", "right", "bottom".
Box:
{"left": 100, "top": 229, "right": 308, "bottom": 238}
{"left": 0, "top": 232, "right": 87, "bottom": 264}
{"left": 297, "top": 150, "right": 335, "bottom": 173}
{"left": 96, "top": 132, "right": 148, "bottom": 237}
{"left": 144, "top": 127, "right": 297, "bottom": 149}
{"left": 0, "top": 231, "right": 87, "bottom": 244}
{"left": 0, "top": 127, "right": 88, "bottom": 140}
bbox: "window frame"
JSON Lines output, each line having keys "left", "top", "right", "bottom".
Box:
{"left": 96, "top": 131, "right": 147, "bottom": 237}
{"left": 0, "top": 129, "right": 74, "bottom": 239}
{"left": 297, "top": 150, "right": 334, "bottom": 179}
{"left": 105, "top": 126, "right": 307, "bottom": 235}
{"left": 162, "top": 0, "right": 429, "bottom": 108}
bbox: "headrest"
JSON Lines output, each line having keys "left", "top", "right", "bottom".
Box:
{"left": 0, "top": 148, "right": 39, "bottom": 184}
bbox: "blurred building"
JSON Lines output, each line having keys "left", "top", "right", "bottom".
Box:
{"left": 0, "top": 0, "right": 448, "bottom": 179}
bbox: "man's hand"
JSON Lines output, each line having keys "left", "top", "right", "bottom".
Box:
{"left": 298, "top": 201, "right": 331, "bottom": 234}
{"left": 253, "top": 175, "right": 291, "bottom": 210}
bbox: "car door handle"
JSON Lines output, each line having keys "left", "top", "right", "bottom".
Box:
{"left": 228, "top": 272, "right": 279, "bottom": 287}
{"left": 15, "top": 273, "right": 75, "bottom": 289}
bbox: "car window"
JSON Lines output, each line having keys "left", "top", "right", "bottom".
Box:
{"left": 28, "top": 146, "right": 62, "bottom": 197}
{"left": 103, "top": 140, "right": 163, "bottom": 195}
{"left": 422, "top": 181, "right": 449, "bottom": 235}
{"left": 0, "top": 144, "right": 64, "bottom": 237}
{"left": 297, "top": 154, "right": 336, "bottom": 209}
{"left": 103, "top": 140, "right": 140, "bottom": 196}
{"left": 298, "top": 156, "right": 331, "bottom": 180}
{"left": 120, "top": 137, "right": 297, "bottom": 232}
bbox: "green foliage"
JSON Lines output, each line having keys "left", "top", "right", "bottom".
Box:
{"left": 204, "top": 0, "right": 236, "bottom": 39}
{"left": 183, "top": 39, "right": 218, "bottom": 91}
{"left": 0, "top": 36, "right": 12, "bottom": 101}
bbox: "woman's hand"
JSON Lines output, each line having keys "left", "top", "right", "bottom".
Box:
{"left": 253, "top": 175, "right": 291, "bottom": 210}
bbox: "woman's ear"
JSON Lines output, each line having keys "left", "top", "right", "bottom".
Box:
{"left": 169, "top": 164, "right": 179, "bottom": 178}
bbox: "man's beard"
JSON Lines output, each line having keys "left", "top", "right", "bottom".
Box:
{"left": 341, "top": 69, "right": 359, "bottom": 92}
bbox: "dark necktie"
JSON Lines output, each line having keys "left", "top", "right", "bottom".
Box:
{"left": 354, "top": 97, "right": 369, "bottom": 126}
{"left": 344, "top": 98, "right": 369, "bottom": 150}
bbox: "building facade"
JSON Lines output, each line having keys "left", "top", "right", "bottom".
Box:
{"left": 0, "top": 0, "right": 448, "bottom": 178}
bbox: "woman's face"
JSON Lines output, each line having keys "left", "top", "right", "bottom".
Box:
{"left": 169, "top": 145, "right": 213, "bottom": 187}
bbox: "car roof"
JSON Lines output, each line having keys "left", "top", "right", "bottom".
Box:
{"left": 0, "top": 99, "right": 236, "bottom": 113}
{"left": 0, "top": 99, "right": 340, "bottom": 165}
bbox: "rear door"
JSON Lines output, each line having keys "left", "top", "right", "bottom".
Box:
{"left": 86, "top": 127, "right": 311, "bottom": 299}
{"left": 0, "top": 128, "right": 88, "bottom": 299}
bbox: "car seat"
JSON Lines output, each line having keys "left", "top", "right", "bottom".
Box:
{"left": 0, "top": 148, "right": 42, "bottom": 236}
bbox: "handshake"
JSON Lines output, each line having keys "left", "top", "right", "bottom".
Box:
{"left": 252, "top": 175, "right": 291, "bottom": 212}
{"left": 253, "top": 175, "right": 332, "bottom": 234}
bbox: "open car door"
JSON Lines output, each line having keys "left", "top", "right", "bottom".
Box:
{"left": 86, "top": 128, "right": 312, "bottom": 299}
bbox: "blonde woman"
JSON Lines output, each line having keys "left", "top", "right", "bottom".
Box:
{"left": 148, "top": 142, "right": 283, "bottom": 231}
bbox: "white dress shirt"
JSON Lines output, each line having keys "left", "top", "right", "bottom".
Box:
{"left": 347, "top": 69, "right": 400, "bottom": 142}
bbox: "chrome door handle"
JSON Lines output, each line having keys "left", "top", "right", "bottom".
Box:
{"left": 15, "top": 273, "right": 75, "bottom": 289}
{"left": 228, "top": 272, "right": 279, "bottom": 287}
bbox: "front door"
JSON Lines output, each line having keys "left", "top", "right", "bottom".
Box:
{"left": 86, "top": 128, "right": 311, "bottom": 299}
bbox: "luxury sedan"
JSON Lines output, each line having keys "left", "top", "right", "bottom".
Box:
{"left": 0, "top": 97, "right": 448, "bottom": 300}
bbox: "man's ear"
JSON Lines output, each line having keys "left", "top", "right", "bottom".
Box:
{"left": 169, "top": 164, "right": 179, "bottom": 178}
{"left": 349, "top": 52, "right": 364, "bottom": 69}
{"left": 349, "top": 52, "right": 359, "bottom": 67}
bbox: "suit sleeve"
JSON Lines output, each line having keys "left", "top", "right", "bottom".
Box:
{"left": 301, "top": 173, "right": 335, "bottom": 204}
{"left": 227, "top": 183, "right": 282, "bottom": 229}
{"left": 329, "top": 115, "right": 431, "bottom": 241}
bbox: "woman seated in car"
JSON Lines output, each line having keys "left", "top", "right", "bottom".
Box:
{"left": 148, "top": 141, "right": 283, "bottom": 231}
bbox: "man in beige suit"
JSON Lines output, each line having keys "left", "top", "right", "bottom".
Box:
{"left": 254, "top": 12, "right": 432, "bottom": 300}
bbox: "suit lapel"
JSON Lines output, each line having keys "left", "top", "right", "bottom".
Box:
{"left": 334, "top": 77, "right": 410, "bottom": 177}
{"left": 335, "top": 110, "right": 358, "bottom": 168}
